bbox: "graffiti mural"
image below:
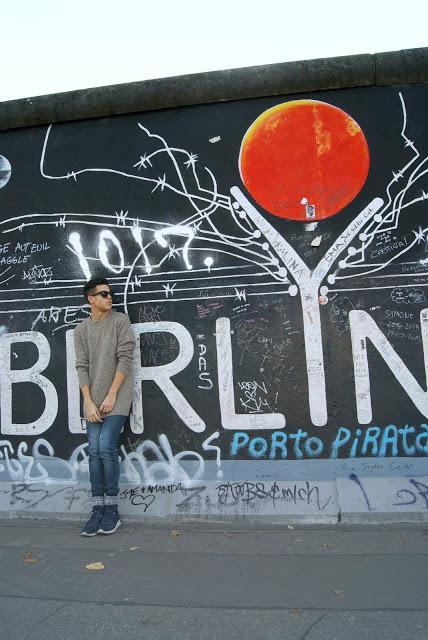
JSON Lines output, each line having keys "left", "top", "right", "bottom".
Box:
{"left": 1, "top": 84, "right": 428, "bottom": 497}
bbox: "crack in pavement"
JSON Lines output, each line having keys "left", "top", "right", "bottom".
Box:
{"left": 33, "top": 602, "right": 68, "bottom": 626}
{"left": 301, "top": 612, "right": 328, "bottom": 640}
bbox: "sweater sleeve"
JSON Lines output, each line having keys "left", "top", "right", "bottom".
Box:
{"left": 74, "top": 326, "right": 90, "bottom": 388}
{"left": 116, "top": 314, "right": 136, "bottom": 376}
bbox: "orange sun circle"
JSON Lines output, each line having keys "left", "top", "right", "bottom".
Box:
{"left": 239, "top": 99, "right": 370, "bottom": 221}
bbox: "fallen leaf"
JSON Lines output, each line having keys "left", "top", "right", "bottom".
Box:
{"left": 24, "top": 552, "right": 37, "bottom": 564}
{"left": 289, "top": 609, "right": 301, "bottom": 616}
{"left": 287, "top": 525, "right": 294, "bottom": 530}
{"left": 85, "top": 562, "right": 104, "bottom": 571}
{"left": 129, "top": 546, "right": 140, "bottom": 551}
{"left": 333, "top": 589, "right": 344, "bottom": 598}
{"left": 399, "top": 538, "right": 407, "bottom": 544}
{"left": 170, "top": 530, "right": 181, "bottom": 537}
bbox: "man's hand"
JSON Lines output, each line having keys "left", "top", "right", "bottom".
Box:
{"left": 99, "top": 391, "right": 117, "bottom": 415}
{"left": 84, "top": 399, "right": 102, "bottom": 423}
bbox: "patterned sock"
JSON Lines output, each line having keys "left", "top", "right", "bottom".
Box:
{"left": 91, "top": 496, "right": 105, "bottom": 507}
{"left": 104, "top": 496, "right": 118, "bottom": 506}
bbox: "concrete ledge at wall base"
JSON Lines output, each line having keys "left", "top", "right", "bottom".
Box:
{"left": 336, "top": 476, "right": 428, "bottom": 524}
{"left": 0, "top": 476, "right": 427, "bottom": 524}
{"left": 1, "top": 47, "right": 427, "bottom": 132}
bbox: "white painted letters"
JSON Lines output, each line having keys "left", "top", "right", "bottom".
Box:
{"left": 350, "top": 309, "right": 428, "bottom": 424}
{"left": 216, "top": 317, "right": 286, "bottom": 430}
{"left": 0, "top": 332, "right": 58, "bottom": 435}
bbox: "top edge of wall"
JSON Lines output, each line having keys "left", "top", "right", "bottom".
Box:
{"left": 1, "top": 47, "right": 428, "bottom": 132}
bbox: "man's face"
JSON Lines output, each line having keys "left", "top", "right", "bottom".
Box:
{"left": 88, "top": 284, "right": 113, "bottom": 312}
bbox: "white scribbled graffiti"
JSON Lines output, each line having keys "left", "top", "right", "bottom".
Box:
{"left": 0, "top": 433, "right": 216, "bottom": 488}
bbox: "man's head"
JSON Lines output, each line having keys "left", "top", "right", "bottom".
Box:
{"left": 83, "top": 277, "right": 114, "bottom": 312}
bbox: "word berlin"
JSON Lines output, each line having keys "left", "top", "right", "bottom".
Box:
{"left": 1, "top": 311, "right": 428, "bottom": 436}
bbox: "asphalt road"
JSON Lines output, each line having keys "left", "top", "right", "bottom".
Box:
{"left": 0, "top": 518, "right": 427, "bottom": 640}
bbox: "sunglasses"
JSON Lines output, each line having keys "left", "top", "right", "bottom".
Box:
{"left": 91, "top": 290, "right": 114, "bottom": 299}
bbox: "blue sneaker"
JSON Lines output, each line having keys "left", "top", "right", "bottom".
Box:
{"left": 81, "top": 506, "right": 105, "bottom": 536}
{"left": 97, "top": 505, "right": 121, "bottom": 534}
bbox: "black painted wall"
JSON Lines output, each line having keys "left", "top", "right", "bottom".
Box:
{"left": 1, "top": 84, "right": 428, "bottom": 464}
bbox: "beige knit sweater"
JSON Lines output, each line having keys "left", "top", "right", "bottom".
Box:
{"left": 74, "top": 311, "right": 136, "bottom": 416}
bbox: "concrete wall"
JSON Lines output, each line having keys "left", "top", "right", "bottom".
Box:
{"left": 0, "top": 48, "right": 428, "bottom": 522}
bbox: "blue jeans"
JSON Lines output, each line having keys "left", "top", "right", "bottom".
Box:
{"left": 86, "top": 415, "right": 127, "bottom": 497}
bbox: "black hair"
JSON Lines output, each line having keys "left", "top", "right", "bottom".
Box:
{"left": 83, "top": 277, "right": 110, "bottom": 302}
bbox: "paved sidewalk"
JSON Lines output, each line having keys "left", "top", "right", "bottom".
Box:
{"left": 0, "top": 518, "right": 427, "bottom": 640}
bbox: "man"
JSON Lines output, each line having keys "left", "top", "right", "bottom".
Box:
{"left": 74, "top": 277, "right": 136, "bottom": 536}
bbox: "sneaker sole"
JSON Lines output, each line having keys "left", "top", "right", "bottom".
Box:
{"left": 81, "top": 530, "right": 98, "bottom": 537}
{"left": 97, "top": 519, "right": 122, "bottom": 535}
